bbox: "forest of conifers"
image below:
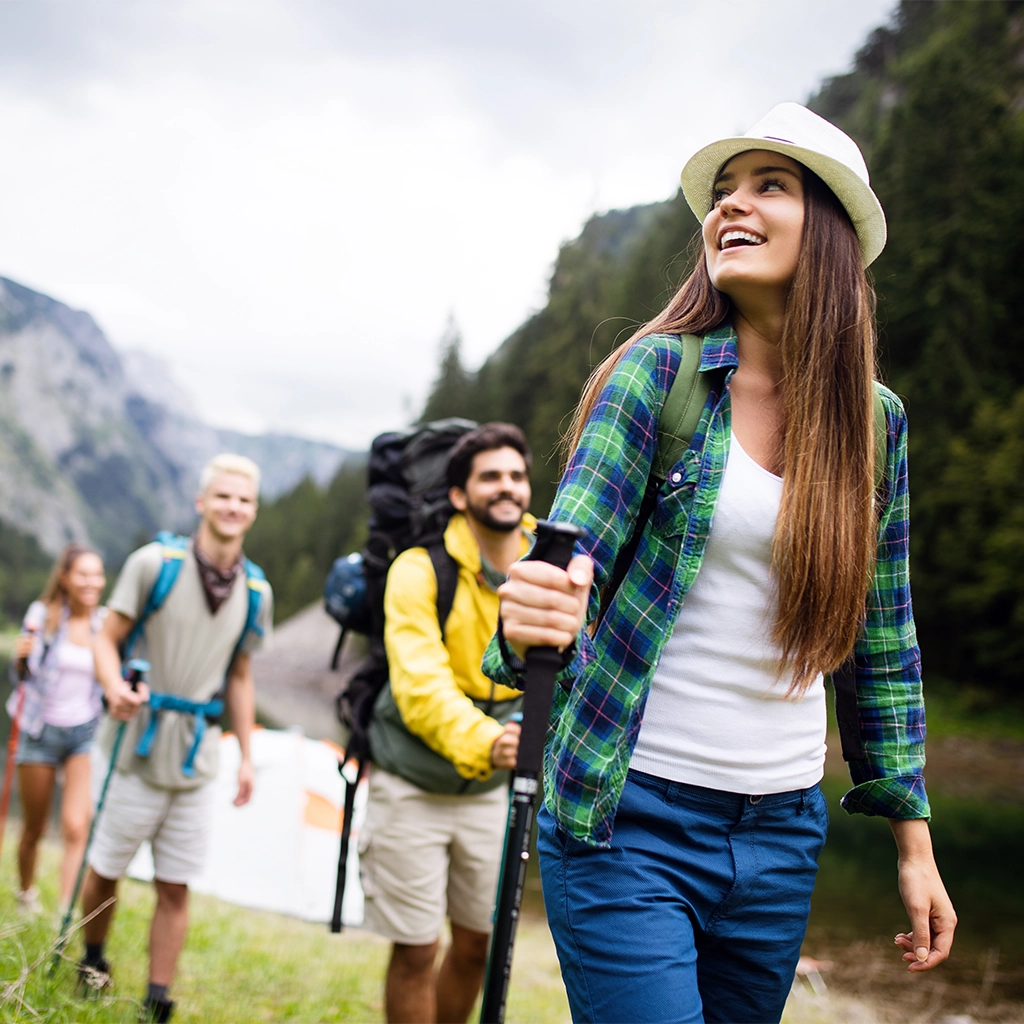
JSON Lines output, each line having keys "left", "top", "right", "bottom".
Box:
{"left": 249, "top": 0, "right": 1024, "bottom": 689}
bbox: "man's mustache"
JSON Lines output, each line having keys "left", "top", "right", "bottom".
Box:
{"left": 487, "top": 492, "right": 524, "bottom": 509}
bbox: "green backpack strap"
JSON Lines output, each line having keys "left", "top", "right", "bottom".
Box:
{"left": 872, "top": 383, "right": 887, "bottom": 490}
{"left": 655, "top": 338, "right": 885, "bottom": 487}
{"left": 598, "top": 335, "right": 709, "bottom": 625}
{"left": 653, "top": 334, "right": 711, "bottom": 481}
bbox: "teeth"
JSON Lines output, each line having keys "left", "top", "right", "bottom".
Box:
{"left": 721, "top": 230, "right": 765, "bottom": 249}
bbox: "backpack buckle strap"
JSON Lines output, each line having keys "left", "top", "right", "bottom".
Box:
{"left": 135, "top": 692, "right": 226, "bottom": 777}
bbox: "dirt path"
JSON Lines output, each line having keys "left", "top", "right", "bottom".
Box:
{"left": 250, "top": 603, "right": 364, "bottom": 744}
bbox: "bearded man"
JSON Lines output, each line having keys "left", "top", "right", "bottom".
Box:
{"left": 359, "top": 422, "right": 534, "bottom": 1024}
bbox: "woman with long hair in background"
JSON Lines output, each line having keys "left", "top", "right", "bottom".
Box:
{"left": 9, "top": 543, "right": 106, "bottom": 913}
{"left": 488, "top": 103, "right": 957, "bottom": 1023}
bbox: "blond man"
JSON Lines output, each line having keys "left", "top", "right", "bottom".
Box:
{"left": 80, "top": 455, "right": 273, "bottom": 1023}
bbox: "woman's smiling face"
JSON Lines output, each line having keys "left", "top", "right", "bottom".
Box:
{"left": 701, "top": 149, "right": 805, "bottom": 306}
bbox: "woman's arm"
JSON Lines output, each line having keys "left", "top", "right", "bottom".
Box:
{"left": 889, "top": 819, "right": 957, "bottom": 971}
{"left": 495, "top": 336, "right": 678, "bottom": 665}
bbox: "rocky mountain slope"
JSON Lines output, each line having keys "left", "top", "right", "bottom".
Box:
{"left": 0, "top": 275, "right": 349, "bottom": 559}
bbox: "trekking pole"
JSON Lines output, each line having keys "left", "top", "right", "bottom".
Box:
{"left": 0, "top": 630, "right": 34, "bottom": 865}
{"left": 330, "top": 753, "right": 363, "bottom": 933}
{"left": 51, "top": 658, "right": 149, "bottom": 972}
{"left": 480, "top": 520, "right": 583, "bottom": 1024}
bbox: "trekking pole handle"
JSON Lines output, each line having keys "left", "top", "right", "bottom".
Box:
{"left": 516, "top": 520, "right": 584, "bottom": 777}
{"left": 123, "top": 658, "right": 150, "bottom": 690}
{"left": 15, "top": 624, "right": 38, "bottom": 682}
{"left": 522, "top": 519, "right": 582, "bottom": 576}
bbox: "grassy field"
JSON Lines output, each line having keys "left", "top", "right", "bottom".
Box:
{"left": 0, "top": 844, "right": 894, "bottom": 1024}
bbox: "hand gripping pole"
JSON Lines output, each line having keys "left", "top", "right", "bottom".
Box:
{"left": 480, "top": 520, "right": 583, "bottom": 1024}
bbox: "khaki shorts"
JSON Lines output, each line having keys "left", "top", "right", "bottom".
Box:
{"left": 359, "top": 766, "right": 509, "bottom": 945}
{"left": 88, "top": 770, "right": 215, "bottom": 885}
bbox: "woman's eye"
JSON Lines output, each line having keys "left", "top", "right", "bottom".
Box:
{"left": 712, "top": 188, "right": 730, "bottom": 205}
{"left": 760, "top": 178, "right": 785, "bottom": 193}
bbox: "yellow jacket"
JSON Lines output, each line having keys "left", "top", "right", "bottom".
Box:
{"left": 383, "top": 512, "right": 534, "bottom": 780}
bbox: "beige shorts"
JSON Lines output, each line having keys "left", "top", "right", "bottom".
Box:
{"left": 88, "top": 770, "right": 215, "bottom": 885}
{"left": 358, "top": 766, "right": 509, "bottom": 945}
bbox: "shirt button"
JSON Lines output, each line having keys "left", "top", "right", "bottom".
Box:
{"left": 670, "top": 471, "right": 683, "bottom": 485}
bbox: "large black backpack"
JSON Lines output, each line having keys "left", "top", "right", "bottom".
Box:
{"left": 327, "top": 416, "right": 477, "bottom": 931}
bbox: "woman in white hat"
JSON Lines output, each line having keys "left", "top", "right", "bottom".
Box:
{"left": 488, "top": 103, "right": 956, "bottom": 1023}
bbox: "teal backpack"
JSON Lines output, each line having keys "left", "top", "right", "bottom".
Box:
{"left": 122, "top": 531, "right": 268, "bottom": 667}
{"left": 120, "top": 532, "right": 269, "bottom": 776}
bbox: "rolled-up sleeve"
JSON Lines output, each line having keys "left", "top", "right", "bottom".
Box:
{"left": 841, "top": 387, "right": 930, "bottom": 820}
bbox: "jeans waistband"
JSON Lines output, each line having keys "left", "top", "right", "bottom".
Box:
{"left": 626, "top": 768, "right": 821, "bottom": 812}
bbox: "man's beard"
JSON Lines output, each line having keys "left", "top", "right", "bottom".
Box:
{"left": 466, "top": 493, "right": 524, "bottom": 533}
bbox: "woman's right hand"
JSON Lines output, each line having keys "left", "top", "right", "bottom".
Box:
{"left": 498, "top": 554, "right": 593, "bottom": 660}
{"left": 14, "top": 632, "right": 35, "bottom": 661}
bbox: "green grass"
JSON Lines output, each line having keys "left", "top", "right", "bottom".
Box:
{"left": 0, "top": 844, "right": 570, "bottom": 1023}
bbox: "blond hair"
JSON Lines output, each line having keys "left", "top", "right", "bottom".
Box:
{"left": 199, "top": 453, "right": 261, "bottom": 496}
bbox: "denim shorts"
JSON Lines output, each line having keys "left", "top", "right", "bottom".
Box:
{"left": 16, "top": 716, "right": 99, "bottom": 767}
{"left": 538, "top": 769, "right": 829, "bottom": 1024}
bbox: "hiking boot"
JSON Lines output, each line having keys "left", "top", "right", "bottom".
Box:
{"left": 139, "top": 995, "right": 175, "bottom": 1022}
{"left": 15, "top": 886, "right": 42, "bottom": 915}
{"left": 77, "top": 956, "right": 113, "bottom": 995}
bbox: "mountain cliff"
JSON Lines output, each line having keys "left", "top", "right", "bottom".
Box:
{"left": 0, "top": 275, "right": 349, "bottom": 560}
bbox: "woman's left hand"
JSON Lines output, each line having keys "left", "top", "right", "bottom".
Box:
{"left": 890, "top": 818, "right": 957, "bottom": 971}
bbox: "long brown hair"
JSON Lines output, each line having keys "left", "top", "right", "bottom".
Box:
{"left": 39, "top": 543, "right": 102, "bottom": 633}
{"left": 565, "top": 167, "right": 878, "bottom": 692}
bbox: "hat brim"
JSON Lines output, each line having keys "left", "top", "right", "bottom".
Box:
{"left": 680, "top": 137, "right": 886, "bottom": 268}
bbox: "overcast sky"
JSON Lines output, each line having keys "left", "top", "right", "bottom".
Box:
{"left": 0, "top": 0, "right": 897, "bottom": 448}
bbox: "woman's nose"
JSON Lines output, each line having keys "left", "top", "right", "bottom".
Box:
{"left": 718, "top": 189, "right": 751, "bottom": 216}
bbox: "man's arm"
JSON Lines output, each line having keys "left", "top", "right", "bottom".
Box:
{"left": 94, "top": 611, "right": 149, "bottom": 720}
{"left": 385, "top": 549, "right": 506, "bottom": 779}
{"left": 225, "top": 651, "right": 255, "bottom": 807}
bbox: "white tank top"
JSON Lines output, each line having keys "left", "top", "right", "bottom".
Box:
{"left": 630, "top": 435, "right": 826, "bottom": 794}
{"left": 42, "top": 641, "right": 97, "bottom": 728}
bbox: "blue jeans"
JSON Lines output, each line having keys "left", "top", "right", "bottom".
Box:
{"left": 538, "top": 770, "right": 829, "bottom": 1024}
{"left": 16, "top": 716, "right": 99, "bottom": 766}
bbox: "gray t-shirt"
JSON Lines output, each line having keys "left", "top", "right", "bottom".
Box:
{"left": 101, "top": 540, "right": 273, "bottom": 790}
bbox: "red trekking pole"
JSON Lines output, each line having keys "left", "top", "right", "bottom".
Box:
{"left": 0, "top": 627, "right": 35, "bottom": 864}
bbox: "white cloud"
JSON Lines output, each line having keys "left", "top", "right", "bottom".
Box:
{"left": 0, "top": 0, "right": 896, "bottom": 448}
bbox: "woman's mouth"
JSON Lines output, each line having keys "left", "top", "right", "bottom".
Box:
{"left": 720, "top": 230, "right": 766, "bottom": 250}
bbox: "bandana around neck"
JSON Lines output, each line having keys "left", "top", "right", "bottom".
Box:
{"left": 192, "top": 537, "right": 243, "bottom": 614}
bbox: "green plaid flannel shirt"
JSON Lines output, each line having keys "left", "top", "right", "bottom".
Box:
{"left": 484, "top": 326, "right": 929, "bottom": 847}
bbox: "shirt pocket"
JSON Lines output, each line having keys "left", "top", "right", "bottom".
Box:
{"left": 651, "top": 449, "right": 701, "bottom": 538}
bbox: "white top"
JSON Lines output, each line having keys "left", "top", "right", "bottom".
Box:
{"left": 42, "top": 641, "right": 98, "bottom": 728}
{"left": 630, "top": 435, "right": 826, "bottom": 794}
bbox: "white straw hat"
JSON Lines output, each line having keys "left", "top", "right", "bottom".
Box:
{"left": 679, "top": 102, "right": 886, "bottom": 267}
